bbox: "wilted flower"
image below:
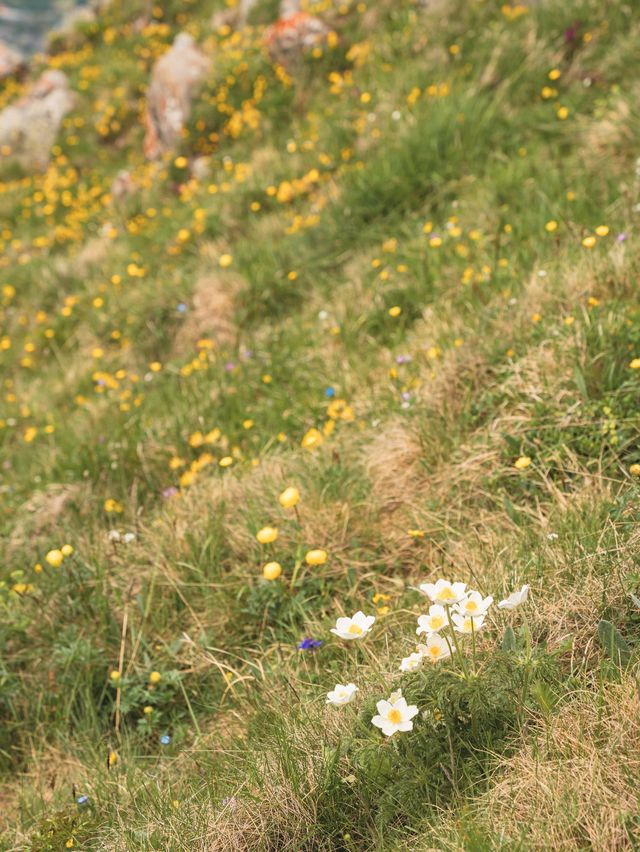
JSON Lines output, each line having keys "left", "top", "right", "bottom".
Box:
{"left": 417, "top": 632, "right": 452, "bottom": 663}
{"left": 497, "top": 584, "right": 530, "bottom": 610}
{"left": 416, "top": 604, "right": 447, "bottom": 635}
{"left": 419, "top": 579, "right": 467, "bottom": 604}
{"left": 399, "top": 652, "right": 423, "bottom": 672}
{"left": 371, "top": 691, "right": 419, "bottom": 737}
{"left": 326, "top": 683, "right": 358, "bottom": 706}
{"left": 330, "top": 611, "right": 375, "bottom": 640}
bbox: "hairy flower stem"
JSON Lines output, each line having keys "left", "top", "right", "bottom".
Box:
{"left": 289, "top": 558, "right": 302, "bottom": 589}
{"left": 470, "top": 617, "right": 478, "bottom": 675}
{"left": 445, "top": 604, "right": 469, "bottom": 679}
{"left": 519, "top": 614, "right": 533, "bottom": 727}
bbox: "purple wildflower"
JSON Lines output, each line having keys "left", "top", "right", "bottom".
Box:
{"left": 297, "top": 638, "right": 322, "bottom": 651}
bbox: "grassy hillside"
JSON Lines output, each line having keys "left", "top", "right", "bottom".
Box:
{"left": 1, "top": 0, "right": 640, "bottom": 848}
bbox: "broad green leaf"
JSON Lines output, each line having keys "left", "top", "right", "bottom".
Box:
{"left": 597, "top": 619, "right": 631, "bottom": 667}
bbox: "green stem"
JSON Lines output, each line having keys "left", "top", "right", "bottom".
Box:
{"left": 289, "top": 557, "right": 302, "bottom": 590}
{"left": 470, "top": 617, "right": 477, "bottom": 675}
{"left": 445, "top": 605, "right": 469, "bottom": 679}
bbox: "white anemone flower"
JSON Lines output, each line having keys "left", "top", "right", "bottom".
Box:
{"left": 330, "top": 611, "right": 375, "bottom": 640}
{"left": 416, "top": 604, "right": 447, "bottom": 635}
{"left": 417, "top": 633, "right": 452, "bottom": 663}
{"left": 452, "top": 612, "right": 486, "bottom": 634}
{"left": 419, "top": 579, "right": 467, "bottom": 605}
{"left": 399, "top": 652, "right": 423, "bottom": 673}
{"left": 497, "top": 585, "right": 530, "bottom": 610}
{"left": 371, "top": 693, "right": 419, "bottom": 737}
{"left": 326, "top": 683, "right": 358, "bottom": 706}
{"left": 456, "top": 591, "right": 493, "bottom": 618}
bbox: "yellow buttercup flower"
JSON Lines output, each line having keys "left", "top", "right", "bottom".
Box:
{"left": 305, "top": 549, "right": 327, "bottom": 566}
{"left": 256, "top": 526, "right": 278, "bottom": 544}
{"left": 301, "top": 428, "right": 324, "bottom": 450}
{"left": 279, "top": 486, "right": 300, "bottom": 509}
{"left": 45, "top": 549, "right": 64, "bottom": 568}
{"left": 514, "top": 456, "right": 531, "bottom": 469}
{"left": 263, "top": 562, "right": 282, "bottom": 580}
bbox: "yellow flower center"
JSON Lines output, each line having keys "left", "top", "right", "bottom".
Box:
{"left": 466, "top": 600, "right": 478, "bottom": 612}
{"left": 430, "top": 616, "right": 445, "bottom": 629}
{"left": 436, "top": 588, "right": 456, "bottom": 601}
{"left": 429, "top": 645, "right": 441, "bottom": 658}
{"left": 348, "top": 623, "right": 363, "bottom": 635}
{"left": 387, "top": 708, "right": 402, "bottom": 724}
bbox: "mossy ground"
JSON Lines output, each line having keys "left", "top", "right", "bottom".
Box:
{"left": 1, "top": 0, "right": 640, "bottom": 849}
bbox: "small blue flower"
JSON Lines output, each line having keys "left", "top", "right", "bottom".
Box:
{"left": 76, "top": 795, "right": 89, "bottom": 807}
{"left": 159, "top": 734, "right": 171, "bottom": 745}
{"left": 177, "top": 303, "right": 187, "bottom": 313}
{"left": 325, "top": 387, "right": 335, "bottom": 398}
{"left": 297, "top": 637, "right": 322, "bottom": 651}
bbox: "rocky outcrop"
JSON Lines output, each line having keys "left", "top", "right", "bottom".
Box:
{"left": 264, "top": 12, "right": 331, "bottom": 65}
{"left": 0, "top": 69, "right": 75, "bottom": 169}
{"left": 143, "top": 33, "right": 211, "bottom": 160}
{"left": 0, "top": 40, "right": 25, "bottom": 79}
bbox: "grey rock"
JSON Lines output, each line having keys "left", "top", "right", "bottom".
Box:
{"left": 0, "top": 69, "right": 76, "bottom": 169}
{"left": 143, "top": 33, "right": 211, "bottom": 159}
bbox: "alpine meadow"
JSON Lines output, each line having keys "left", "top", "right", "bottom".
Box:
{"left": 1, "top": 0, "right": 640, "bottom": 849}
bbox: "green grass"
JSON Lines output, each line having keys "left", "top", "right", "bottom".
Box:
{"left": 1, "top": 0, "right": 640, "bottom": 848}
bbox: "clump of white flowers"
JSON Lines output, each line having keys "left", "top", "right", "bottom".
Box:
{"left": 325, "top": 579, "right": 530, "bottom": 738}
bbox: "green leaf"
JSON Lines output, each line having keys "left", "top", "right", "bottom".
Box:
{"left": 573, "top": 365, "right": 589, "bottom": 400}
{"left": 503, "top": 495, "right": 522, "bottom": 525}
{"left": 530, "top": 681, "right": 558, "bottom": 716}
{"left": 501, "top": 625, "right": 516, "bottom": 652}
{"left": 597, "top": 619, "right": 631, "bottom": 667}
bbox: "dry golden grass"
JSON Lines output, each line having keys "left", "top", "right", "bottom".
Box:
{"left": 476, "top": 675, "right": 640, "bottom": 850}
{"left": 8, "top": 482, "right": 86, "bottom": 553}
{"left": 172, "top": 269, "right": 243, "bottom": 355}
